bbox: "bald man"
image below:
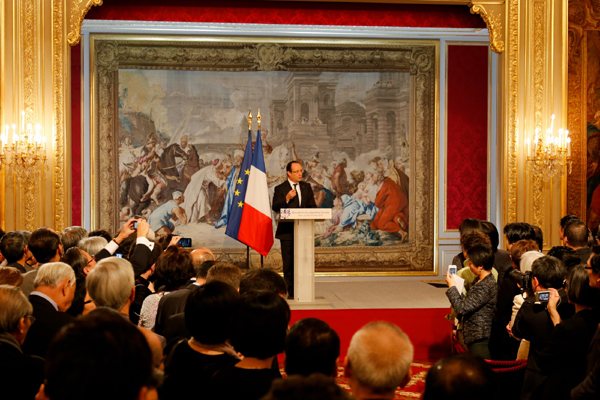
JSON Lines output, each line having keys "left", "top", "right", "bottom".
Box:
{"left": 344, "top": 322, "right": 414, "bottom": 400}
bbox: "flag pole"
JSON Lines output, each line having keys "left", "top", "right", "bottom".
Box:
{"left": 246, "top": 109, "right": 252, "bottom": 270}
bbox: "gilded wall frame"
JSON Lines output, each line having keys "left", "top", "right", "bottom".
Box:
{"left": 90, "top": 35, "right": 438, "bottom": 275}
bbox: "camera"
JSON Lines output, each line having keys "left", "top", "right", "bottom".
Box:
{"left": 133, "top": 221, "right": 138, "bottom": 229}
{"left": 535, "top": 290, "right": 551, "bottom": 303}
{"left": 508, "top": 269, "right": 533, "bottom": 294}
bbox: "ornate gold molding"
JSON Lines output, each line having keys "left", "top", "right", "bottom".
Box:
{"left": 469, "top": 2, "right": 505, "bottom": 53}
{"left": 67, "top": 0, "right": 103, "bottom": 46}
{"left": 91, "top": 37, "right": 437, "bottom": 273}
{"left": 53, "top": 0, "right": 68, "bottom": 232}
{"left": 505, "top": 0, "right": 519, "bottom": 224}
{"left": 532, "top": 0, "right": 546, "bottom": 229}
{"left": 22, "top": 0, "right": 37, "bottom": 231}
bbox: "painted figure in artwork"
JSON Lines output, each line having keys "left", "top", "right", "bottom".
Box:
{"left": 131, "top": 134, "right": 167, "bottom": 205}
{"left": 147, "top": 191, "right": 188, "bottom": 236}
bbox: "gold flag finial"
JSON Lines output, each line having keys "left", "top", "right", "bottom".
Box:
{"left": 257, "top": 108, "right": 262, "bottom": 130}
{"left": 247, "top": 109, "right": 252, "bottom": 131}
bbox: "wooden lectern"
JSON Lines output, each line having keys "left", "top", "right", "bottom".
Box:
{"left": 280, "top": 208, "right": 332, "bottom": 303}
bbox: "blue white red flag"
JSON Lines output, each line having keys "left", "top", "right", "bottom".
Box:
{"left": 225, "top": 130, "right": 253, "bottom": 243}
{"left": 238, "top": 130, "right": 274, "bottom": 256}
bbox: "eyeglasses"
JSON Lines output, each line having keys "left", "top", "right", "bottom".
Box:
{"left": 86, "top": 255, "right": 96, "bottom": 265}
{"left": 26, "top": 315, "right": 36, "bottom": 324}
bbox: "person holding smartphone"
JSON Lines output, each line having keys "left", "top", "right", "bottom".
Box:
{"left": 446, "top": 244, "right": 497, "bottom": 359}
{"left": 511, "top": 256, "right": 573, "bottom": 400}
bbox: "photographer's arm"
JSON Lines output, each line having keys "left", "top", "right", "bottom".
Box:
{"left": 546, "top": 288, "right": 562, "bottom": 326}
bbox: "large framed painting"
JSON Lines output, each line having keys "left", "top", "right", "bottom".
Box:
{"left": 90, "top": 35, "right": 438, "bottom": 275}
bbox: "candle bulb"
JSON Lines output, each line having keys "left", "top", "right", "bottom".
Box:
{"left": 21, "top": 111, "right": 25, "bottom": 132}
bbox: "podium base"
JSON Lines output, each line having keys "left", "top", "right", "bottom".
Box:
{"left": 286, "top": 296, "right": 332, "bottom": 310}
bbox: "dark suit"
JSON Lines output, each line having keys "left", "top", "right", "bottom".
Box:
{"left": 576, "top": 246, "right": 593, "bottom": 264}
{"left": 5, "top": 261, "right": 26, "bottom": 274}
{"left": 0, "top": 333, "right": 45, "bottom": 400}
{"left": 272, "top": 180, "right": 316, "bottom": 296}
{"left": 154, "top": 286, "right": 193, "bottom": 336}
{"left": 21, "top": 294, "right": 75, "bottom": 358}
{"left": 512, "top": 290, "right": 574, "bottom": 400}
{"left": 95, "top": 241, "right": 153, "bottom": 279}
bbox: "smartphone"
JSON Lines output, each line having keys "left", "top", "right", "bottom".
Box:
{"left": 133, "top": 221, "right": 138, "bottom": 229}
{"left": 115, "top": 253, "right": 124, "bottom": 258}
{"left": 448, "top": 266, "right": 457, "bottom": 275}
{"left": 535, "top": 290, "right": 551, "bottom": 303}
{"left": 178, "top": 237, "right": 192, "bottom": 248}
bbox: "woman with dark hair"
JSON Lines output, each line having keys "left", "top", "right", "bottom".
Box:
{"left": 61, "top": 247, "right": 95, "bottom": 317}
{"left": 160, "top": 281, "right": 240, "bottom": 400}
{"left": 538, "top": 265, "right": 600, "bottom": 400}
{"left": 138, "top": 246, "right": 194, "bottom": 330}
{"left": 209, "top": 291, "right": 291, "bottom": 400}
{"left": 451, "top": 218, "right": 483, "bottom": 269}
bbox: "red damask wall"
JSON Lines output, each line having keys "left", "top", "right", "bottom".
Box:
{"left": 71, "top": 0, "right": 486, "bottom": 225}
{"left": 445, "top": 45, "right": 489, "bottom": 229}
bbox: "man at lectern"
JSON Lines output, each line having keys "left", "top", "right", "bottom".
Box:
{"left": 272, "top": 161, "right": 317, "bottom": 299}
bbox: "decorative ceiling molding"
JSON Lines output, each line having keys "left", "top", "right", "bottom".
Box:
{"left": 469, "top": 1, "right": 506, "bottom": 53}
{"left": 68, "top": 0, "right": 103, "bottom": 46}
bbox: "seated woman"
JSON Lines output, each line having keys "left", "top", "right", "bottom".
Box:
{"left": 538, "top": 264, "right": 600, "bottom": 400}
{"left": 160, "top": 281, "right": 240, "bottom": 400}
{"left": 446, "top": 244, "right": 498, "bottom": 359}
{"left": 0, "top": 285, "right": 44, "bottom": 399}
{"left": 210, "top": 291, "right": 291, "bottom": 400}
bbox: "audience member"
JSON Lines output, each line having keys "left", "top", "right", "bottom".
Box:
{"left": 206, "top": 261, "right": 243, "bottom": 290}
{"left": 490, "top": 239, "right": 538, "bottom": 360}
{"left": 21, "top": 262, "right": 75, "bottom": 358}
{"left": 154, "top": 255, "right": 217, "bottom": 336}
{"left": 138, "top": 246, "right": 194, "bottom": 330}
{"left": 239, "top": 268, "right": 288, "bottom": 297}
{"left": 15, "top": 230, "right": 35, "bottom": 272}
{"left": 88, "top": 229, "right": 113, "bottom": 243}
{"left": 422, "top": 353, "right": 497, "bottom": 400}
{"left": 344, "top": 321, "right": 413, "bottom": 400}
{"left": 560, "top": 215, "right": 580, "bottom": 243}
{"left": 78, "top": 236, "right": 108, "bottom": 257}
{"left": 512, "top": 256, "right": 573, "bottom": 400}
{"left": 571, "top": 253, "right": 600, "bottom": 399}
{"left": 161, "top": 281, "right": 240, "bottom": 399}
{"left": 95, "top": 219, "right": 154, "bottom": 278}
{"left": 547, "top": 245, "right": 582, "bottom": 272}
{"left": 531, "top": 224, "right": 544, "bottom": 252}
{"left": 456, "top": 230, "right": 496, "bottom": 292}
{"left": 446, "top": 244, "right": 497, "bottom": 359}
{"left": 210, "top": 291, "right": 291, "bottom": 400}
{"left": 481, "top": 220, "right": 512, "bottom": 284}
{"left": 564, "top": 219, "right": 593, "bottom": 263}
{"left": 451, "top": 218, "right": 483, "bottom": 269}
{"left": 0, "top": 285, "right": 44, "bottom": 400}
{"left": 60, "top": 247, "right": 92, "bottom": 316}
{"left": 284, "top": 318, "right": 340, "bottom": 377}
{"left": 130, "top": 241, "right": 163, "bottom": 325}
{"left": 60, "top": 226, "right": 88, "bottom": 252}
{"left": 537, "top": 265, "right": 600, "bottom": 400}
{"left": 0, "top": 266, "right": 23, "bottom": 286}
{"left": 20, "top": 227, "right": 63, "bottom": 296}
{"left": 0, "top": 231, "right": 30, "bottom": 273}
{"left": 37, "top": 308, "right": 157, "bottom": 400}
{"left": 86, "top": 256, "right": 135, "bottom": 317}
{"left": 262, "top": 373, "right": 352, "bottom": 400}
{"left": 503, "top": 222, "right": 536, "bottom": 251}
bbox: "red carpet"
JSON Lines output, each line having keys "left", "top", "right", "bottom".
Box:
{"left": 288, "top": 308, "right": 452, "bottom": 362}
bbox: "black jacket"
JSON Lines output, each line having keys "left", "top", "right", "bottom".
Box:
{"left": 271, "top": 180, "right": 316, "bottom": 240}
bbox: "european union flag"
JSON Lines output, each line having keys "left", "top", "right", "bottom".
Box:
{"left": 225, "top": 130, "right": 253, "bottom": 243}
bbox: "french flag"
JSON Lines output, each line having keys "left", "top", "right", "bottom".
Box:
{"left": 238, "top": 130, "right": 274, "bottom": 256}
